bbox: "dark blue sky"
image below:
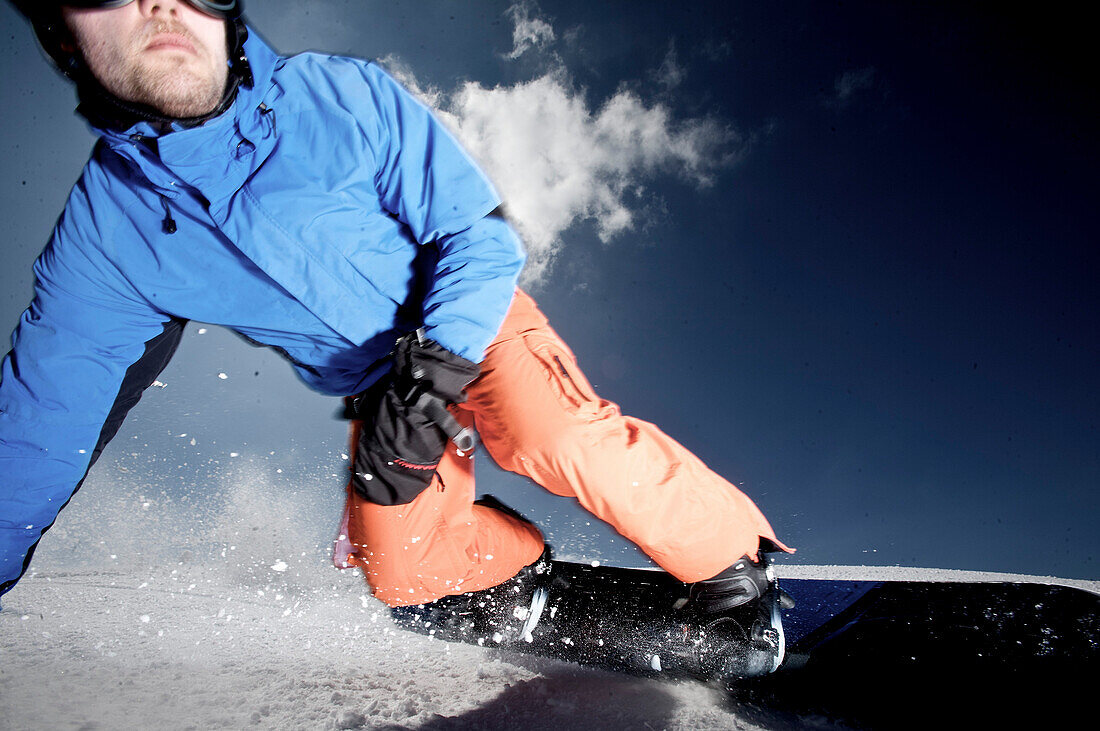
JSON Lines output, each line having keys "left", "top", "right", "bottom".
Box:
{"left": 1, "top": 1, "right": 1096, "bottom": 578}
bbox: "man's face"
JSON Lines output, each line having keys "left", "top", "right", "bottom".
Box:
{"left": 62, "top": 0, "right": 229, "bottom": 119}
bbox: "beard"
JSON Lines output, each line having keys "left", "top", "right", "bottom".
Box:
{"left": 79, "top": 19, "right": 229, "bottom": 120}
{"left": 121, "top": 54, "right": 227, "bottom": 119}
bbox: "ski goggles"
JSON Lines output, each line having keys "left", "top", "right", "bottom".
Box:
{"left": 60, "top": 1, "right": 241, "bottom": 18}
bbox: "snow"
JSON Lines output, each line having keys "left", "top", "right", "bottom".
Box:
{"left": 1, "top": 565, "right": 784, "bottom": 730}
{"left": 2, "top": 473, "right": 1094, "bottom": 729}
{"left": 0, "top": 474, "right": 802, "bottom": 730}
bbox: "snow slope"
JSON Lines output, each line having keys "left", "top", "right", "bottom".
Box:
{"left": 0, "top": 475, "right": 797, "bottom": 730}
{"left": 2, "top": 475, "right": 1095, "bottom": 730}
{"left": 3, "top": 564, "right": 806, "bottom": 730}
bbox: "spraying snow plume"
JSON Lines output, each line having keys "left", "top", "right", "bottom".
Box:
{"left": 31, "top": 460, "right": 339, "bottom": 591}
{"left": 384, "top": 2, "right": 744, "bottom": 285}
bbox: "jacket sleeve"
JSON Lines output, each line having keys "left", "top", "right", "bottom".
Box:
{"left": 358, "top": 63, "right": 526, "bottom": 362}
{"left": 0, "top": 217, "right": 178, "bottom": 599}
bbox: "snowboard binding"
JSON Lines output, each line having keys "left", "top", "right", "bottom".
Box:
{"left": 686, "top": 555, "right": 792, "bottom": 678}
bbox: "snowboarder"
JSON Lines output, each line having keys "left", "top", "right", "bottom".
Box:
{"left": 0, "top": 1, "right": 790, "bottom": 664}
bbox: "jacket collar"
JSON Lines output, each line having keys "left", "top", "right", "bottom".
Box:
{"left": 92, "top": 30, "right": 281, "bottom": 203}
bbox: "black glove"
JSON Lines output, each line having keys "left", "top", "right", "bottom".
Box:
{"left": 350, "top": 331, "right": 480, "bottom": 505}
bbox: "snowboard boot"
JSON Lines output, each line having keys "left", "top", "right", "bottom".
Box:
{"left": 391, "top": 495, "right": 553, "bottom": 647}
{"left": 391, "top": 545, "right": 553, "bottom": 646}
{"left": 686, "top": 552, "right": 795, "bottom": 679}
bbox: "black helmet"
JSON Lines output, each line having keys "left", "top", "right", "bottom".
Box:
{"left": 8, "top": 0, "right": 252, "bottom": 128}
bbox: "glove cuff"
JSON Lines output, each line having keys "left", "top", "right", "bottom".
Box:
{"left": 394, "top": 331, "right": 480, "bottom": 405}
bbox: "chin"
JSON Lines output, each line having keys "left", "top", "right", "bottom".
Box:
{"left": 139, "top": 68, "right": 226, "bottom": 119}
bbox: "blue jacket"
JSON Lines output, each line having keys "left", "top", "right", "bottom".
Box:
{"left": 0, "top": 32, "right": 525, "bottom": 596}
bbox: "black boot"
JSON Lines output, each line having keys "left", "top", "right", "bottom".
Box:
{"left": 391, "top": 543, "right": 553, "bottom": 647}
{"left": 686, "top": 552, "right": 795, "bottom": 678}
{"left": 689, "top": 553, "right": 772, "bottom": 613}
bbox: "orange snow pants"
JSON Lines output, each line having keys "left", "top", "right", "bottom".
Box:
{"left": 334, "top": 289, "right": 787, "bottom": 607}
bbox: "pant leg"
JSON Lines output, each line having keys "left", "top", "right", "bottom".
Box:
{"left": 334, "top": 415, "right": 545, "bottom": 607}
{"left": 465, "top": 290, "right": 789, "bottom": 584}
{"left": 333, "top": 287, "right": 789, "bottom": 605}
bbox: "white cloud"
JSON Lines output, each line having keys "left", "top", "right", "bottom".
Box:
{"left": 653, "top": 42, "right": 686, "bottom": 92}
{"left": 700, "top": 38, "right": 734, "bottom": 63}
{"left": 384, "top": 4, "right": 743, "bottom": 285}
{"left": 830, "top": 66, "right": 876, "bottom": 109}
{"left": 504, "top": 0, "right": 557, "bottom": 60}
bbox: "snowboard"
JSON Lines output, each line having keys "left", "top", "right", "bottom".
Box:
{"left": 392, "top": 557, "right": 789, "bottom": 683}
{"left": 743, "top": 575, "right": 1100, "bottom": 726}
{"left": 392, "top": 559, "right": 1099, "bottom": 724}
